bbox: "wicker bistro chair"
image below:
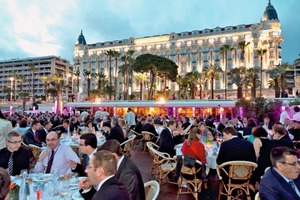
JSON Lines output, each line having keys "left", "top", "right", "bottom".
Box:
{"left": 28, "top": 144, "right": 42, "bottom": 168}
{"left": 121, "top": 135, "right": 136, "bottom": 157}
{"left": 130, "top": 129, "right": 144, "bottom": 150}
{"left": 147, "top": 142, "right": 177, "bottom": 185}
{"left": 144, "top": 180, "right": 160, "bottom": 200}
{"left": 176, "top": 156, "right": 206, "bottom": 200}
{"left": 142, "top": 131, "right": 159, "bottom": 151}
{"left": 217, "top": 161, "right": 258, "bottom": 200}
{"left": 147, "top": 142, "right": 160, "bottom": 180}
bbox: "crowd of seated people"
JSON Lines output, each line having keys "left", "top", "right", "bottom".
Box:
{"left": 1, "top": 106, "right": 300, "bottom": 199}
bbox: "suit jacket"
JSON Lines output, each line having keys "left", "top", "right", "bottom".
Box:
{"left": 217, "top": 123, "right": 226, "bottom": 133}
{"left": 159, "top": 128, "right": 183, "bottom": 157}
{"left": 23, "top": 128, "right": 42, "bottom": 147}
{"left": 37, "top": 128, "right": 47, "bottom": 143}
{"left": 80, "top": 176, "right": 129, "bottom": 200}
{"left": 72, "top": 154, "right": 89, "bottom": 176}
{"left": 260, "top": 167, "right": 300, "bottom": 200}
{"left": 106, "top": 125, "right": 125, "bottom": 144}
{"left": 142, "top": 123, "right": 158, "bottom": 136}
{"left": 0, "top": 146, "right": 30, "bottom": 176}
{"left": 216, "top": 137, "right": 256, "bottom": 165}
{"left": 116, "top": 157, "right": 145, "bottom": 200}
{"left": 58, "top": 126, "right": 74, "bottom": 134}
{"left": 273, "top": 134, "right": 294, "bottom": 149}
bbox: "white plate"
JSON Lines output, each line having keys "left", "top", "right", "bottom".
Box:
{"left": 72, "top": 191, "right": 84, "bottom": 200}
{"left": 32, "top": 174, "right": 53, "bottom": 182}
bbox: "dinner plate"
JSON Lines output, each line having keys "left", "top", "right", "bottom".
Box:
{"left": 32, "top": 174, "right": 53, "bottom": 182}
{"left": 72, "top": 191, "right": 84, "bottom": 200}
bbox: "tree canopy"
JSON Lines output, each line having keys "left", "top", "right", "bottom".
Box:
{"left": 132, "top": 54, "right": 178, "bottom": 99}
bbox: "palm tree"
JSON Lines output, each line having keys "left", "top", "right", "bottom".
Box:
{"left": 257, "top": 49, "right": 267, "bottom": 97}
{"left": 112, "top": 51, "right": 121, "bottom": 100}
{"left": 28, "top": 63, "right": 38, "bottom": 102}
{"left": 105, "top": 50, "right": 114, "bottom": 100}
{"left": 227, "top": 67, "right": 247, "bottom": 99}
{"left": 202, "top": 64, "right": 223, "bottom": 99}
{"left": 93, "top": 72, "right": 106, "bottom": 97}
{"left": 83, "top": 69, "right": 92, "bottom": 101}
{"left": 120, "top": 50, "right": 135, "bottom": 100}
{"left": 220, "top": 44, "right": 234, "bottom": 99}
{"left": 48, "top": 73, "right": 66, "bottom": 114}
{"left": 238, "top": 41, "right": 250, "bottom": 61}
{"left": 74, "top": 70, "right": 81, "bottom": 93}
{"left": 182, "top": 71, "right": 200, "bottom": 99}
{"left": 246, "top": 67, "right": 260, "bottom": 98}
{"left": 277, "top": 63, "right": 291, "bottom": 97}
{"left": 267, "top": 67, "right": 281, "bottom": 98}
{"left": 176, "top": 75, "right": 185, "bottom": 100}
{"left": 40, "top": 75, "right": 51, "bottom": 101}
{"left": 134, "top": 73, "right": 149, "bottom": 100}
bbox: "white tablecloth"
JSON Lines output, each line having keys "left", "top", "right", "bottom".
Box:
{"left": 175, "top": 145, "right": 218, "bottom": 169}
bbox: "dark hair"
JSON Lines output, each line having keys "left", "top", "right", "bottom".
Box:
{"left": 63, "top": 119, "right": 70, "bottom": 125}
{"left": 247, "top": 118, "right": 257, "bottom": 127}
{"left": 103, "top": 121, "right": 111, "bottom": 128}
{"left": 252, "top": 126, "right": 268, "bottom": 138}
{"left": 31, "top": 120, "right": 40, "bottom": 127}
{"left": 19, "top": 119, "right": 28, "bottom": 128}
{"left": 222, "top": 127, "right": 237, "bottom": 136}
{"left": 0, "top": 168, "right": 11, "bottom": 200}
{"left": 98, "top": 139, "right": 123, "bottom": 157}
{"left": 294, "top": 106, "right": 300, "bottom": 113}
{"left": 80, "top": 133, "right": 97, "bottom": 149}
{"left": 270, "top": 146, "right": 298, "bottom": 167}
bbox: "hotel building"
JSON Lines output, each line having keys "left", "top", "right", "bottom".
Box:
{"left": 0, "top": 56, "right": 72, "bottom": 100}
{"left": 73, "top": 1, "right": 283, "bottom": 100}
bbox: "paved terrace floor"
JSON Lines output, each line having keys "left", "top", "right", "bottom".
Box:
{"left": 130, "top": 149, "right": 220, "bottom": 200}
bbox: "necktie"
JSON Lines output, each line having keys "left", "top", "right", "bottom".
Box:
{"left": 8, "top": 152, "right": 13, "bottom": 175}
{"left": 45, "top": 150, "right": 55, "bottom": 173}
{"left": 85, "top": 155, "right": 90, "bottom": 166}
{"left": 289, "top": 180, "right": 296, "bottom": 191}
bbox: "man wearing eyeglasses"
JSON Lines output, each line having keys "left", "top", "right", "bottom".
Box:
{"left": 260, "top": 146, "right": 300, "bottom": 200}
{"left": 79, "top": 150, "right": 130, "bottom": 200}
{"left": 0, "top": 131, "right": 30, "bottom": 175}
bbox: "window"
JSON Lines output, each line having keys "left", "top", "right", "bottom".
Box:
{"left": 192, "top": 66, "right": 197, "bottom": 71}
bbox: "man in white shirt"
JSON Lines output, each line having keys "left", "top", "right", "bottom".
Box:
{"left": 34, "top": 131, "right": 80, "bottom": 175}
{"left": 125, "top": 108, "right": 136, "bottom": 130}
{"left": 293, "top": 106, "right": 300, "bottom": 122}
{"left": 280, "top": 107, "right": 291, "bottom": 125}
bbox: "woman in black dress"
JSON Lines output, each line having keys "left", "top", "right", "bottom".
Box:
{"left": 250, "top": 126, "right": 275, "bottom": 190}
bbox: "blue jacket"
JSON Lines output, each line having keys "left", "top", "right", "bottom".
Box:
{"left": 260, "top": 167, "right": 300, "bottom": 200}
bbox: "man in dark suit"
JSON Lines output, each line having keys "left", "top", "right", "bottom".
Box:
{"left": 260, "top": 147, "right": 300, "bottom": 200}
{"left": 58, "top": 119, "right": 74, "bottom": 135}
{"left": 134, "top": 116, "right": 146, "bottom": 134}
{"left": 0, "top": 131, "right": 30, "bottom": 176}
{"left": 259, "top": 116, "right": 273, "bottom": 131}
{"left": 106, "top": 117, "right": 125, "bottom": 144}
{"left": 71, "top": 133, "right": 97, "bottom": 176}
{"left": 23, "top": 119, "right": 42, "bottom": 147}
{"left": 272, "top": 124, "right": 294, "bottom": 149}
{"left": 217, "top": 127, "right": 256, "bottom": 165}
{"left": 159, "top": 120, "right": 183, "bottom": 157}
{"left": 37, "top": 121, "right": 52, "bottom": 143}
{"left": 142, "top": 116, "right": 158, "bottom": 136}
{"left": 98, "top": 140, "right": 145, "bottom": 200}
{"left": 79, "top": 150, "right": 129, "bottom": 200}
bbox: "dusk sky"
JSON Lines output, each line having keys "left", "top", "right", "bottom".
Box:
{"left": 0, "top": 0, "right": 299, "bottom": 64}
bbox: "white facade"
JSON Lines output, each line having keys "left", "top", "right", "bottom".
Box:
{"left": 73, "top": 2, "right": 283, "bottom": 99}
